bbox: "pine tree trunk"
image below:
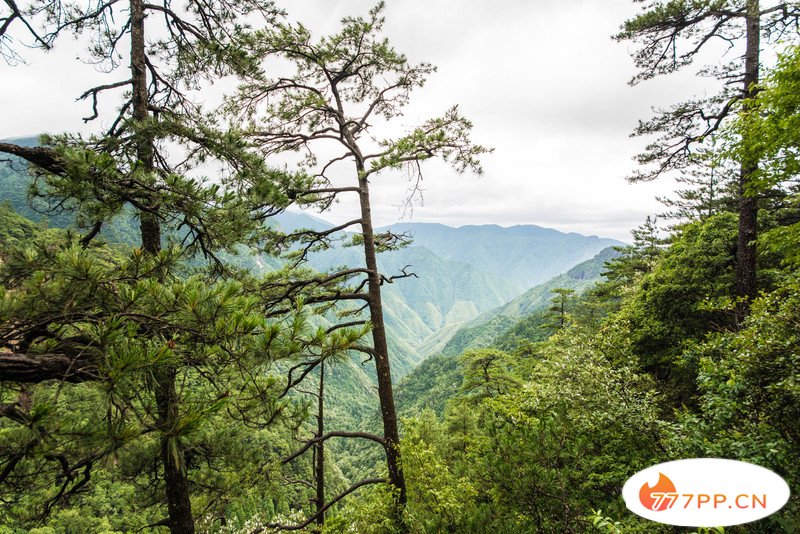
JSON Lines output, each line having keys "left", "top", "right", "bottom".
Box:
{"left": 154, "top": 367, "right": 195, "bottom": 534}
{"left": 130, "top": 0, "right": 161, "bottom": 256}
{"left": 315, "top": 360, "right": 325, "bottom": 528}
{"left": 735, "top": 0, "right": 760, "bottom": 321}
{"left": 356, "top": 171, "right": 407, "bottom": 523}
{"left": 130, "top": 0, "right": 194, "bottom": 531}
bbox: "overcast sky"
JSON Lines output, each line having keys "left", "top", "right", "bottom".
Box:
{"left": 0, "top": 0, "right": 725, "bottom": 241}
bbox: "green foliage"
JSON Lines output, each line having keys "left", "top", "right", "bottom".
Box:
{"left": 0, "top": 224, "right": 360, "bottom": 528}
{"left": 543, "top": 287, "right": 575, "bottom": 330}
{"left": 760, "top": 209, "right": 800, "bottom": 270}
{"left": 658, "top": 148, "right": 740, "bottom": 221}
{"left": 400, "top": 412, "right": 479, "bottom": 532}
{"left": 388, "top": 186, "right": 800, "bottom": 533}
{"left": 369, "top": 106, "right": 491, "bottom": 176}
{"left": 588, "top": 510, "right": 625, "bottom": 534}
{"left": 458, "top": 348, "right": 519, "bottom": 402}
{"left": 327, "top": 9, "right": 800, "bottom": 534}
{"left": 395, "top": 353, "right": 462, "bottom": 416}
{"left": 0, "top": 201, "right": 46, "bottom": 250}
{"left": 729, "top": 44, "right": 800, "bottom": 194}
{"left": 381, "top": 328, "right": 666, "bottom": 533}
{"left": 5, "top": 4, "right": 800, "bottom": 533}
{"left": 725, "top": 44, "right": 800, "bottom": 272}
{"left": 603, "top": 216, "right": 665, "bottom": 287}
{"left": 494, "top": 308, "right": 551, "bottom": 351}
{"left": 0, "top": 139, "right": 79, "bottom": 230}
{"left": 608, "top": 213, "right": 738, "bottom": 405}
{"left": 323, "top": 483, "right": 400, "bottom": 534}
{"left": 664, "top": 278, "right": 800, "bottom": 530}
{"left": 34, "top": 126, "right": 308, "bottom": 260}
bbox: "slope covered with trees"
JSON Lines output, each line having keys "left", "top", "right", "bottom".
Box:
{"left": 0, "top": 150, "right": 621, "bottom": 375}
{"left": 428, "top": 246, "right": 619, "bottom": 358}
{"left": 2, "top": 1, "right": 800, "bottom": 533}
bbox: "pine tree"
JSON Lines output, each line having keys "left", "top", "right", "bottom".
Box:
{"left": 0, "top": 2, "right": 365, "bottom": 531}
{"left": 657, "top": 147, "right": 740, "bottom": 221}
{"left": 228, "top": 3, "right": 490, "bottom": 527}
{"left": 545, "top": 287, "right": 576, "bottom": 331}
{"left": 615, "top": 0, "right": 800, "bottom": 319}
{"left": 604, "top": 215, "right": 667, "bottom": 286}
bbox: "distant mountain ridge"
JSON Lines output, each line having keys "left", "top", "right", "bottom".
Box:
{"left": 273, "top": 210, "right": 623, "bottom": 360}
{"left": 380, "top": 221, "right": 621, "bottom": 290}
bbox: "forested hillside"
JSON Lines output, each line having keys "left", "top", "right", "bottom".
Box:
{"left": 428, "top": 246, "right": 619, "bottom": 358}
{"left": 2, "top": 1, "right": 800, "bottom": 533}
{"left": 0, "top": 138, "right": 625, "bottom": 530}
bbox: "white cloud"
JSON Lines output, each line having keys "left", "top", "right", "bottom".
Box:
{"left": 0, "top": 0, "right": 720, "bottom": 242}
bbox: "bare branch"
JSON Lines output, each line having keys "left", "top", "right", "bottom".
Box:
{"left": 143, "top": 3, "right": 205, "bottom": 40}
{"left": 1, "top": 0, "right": 50, "bottom": 53}
{"left": 78, "top": 79, "right": 132, "bottom": 122}
{"left": 259, "top": 478, "right": 386, "bottom": 532}
{"left": 325, "top": 320, "right": 366, "bottom": 334}
{"left": 380, "top": 265, "right": 418, "bottom": 285}
{"left": 282, "top": 431, "right": 386, "bottom": 465}
{"left": 79, "top": 221, "right": 104, "bottom": 247}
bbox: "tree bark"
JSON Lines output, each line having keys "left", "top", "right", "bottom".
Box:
{"left": 356, "top": 169, "right": 407, "bottom": 521}
{"left": 314, "top": 360, "right": 325, "bottom": 528}
{"left": 154, "top": 366, "right": 195, "bottom": 534}
{"left": 735, "top": 0, "right": 760, "bottom": 321}
{"left": 0, "top": 352, "right": 98, "bottom": 383}
{"left": 0, "top": 143, "right": 65, "bottom": 174}
{"left": 130, "top": 0, "right": 161, "bottom": 256}
{"left": 130, "top": 0, "right": 192, "bottom": 531}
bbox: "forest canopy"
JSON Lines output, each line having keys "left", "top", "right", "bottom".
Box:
{"left": 1, "top": 1, "right": 799, "bottom": 533}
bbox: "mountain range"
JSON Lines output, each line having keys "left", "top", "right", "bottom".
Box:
{"left": 279, "top": 213, "right": 621, "bottom": 366}
{"left": 0, "top": 136, "right": 624, "bottom": 448}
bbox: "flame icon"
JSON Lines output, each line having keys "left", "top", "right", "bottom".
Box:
{"left": 639, "top": 473, "right": 677, "bottom": 511}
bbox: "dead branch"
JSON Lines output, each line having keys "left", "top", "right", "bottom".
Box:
{"left": 282, "top": 431, "right": 386, "bottom": 465}
{"left": 258, "top": 478, "right": 386, "bottom": 532}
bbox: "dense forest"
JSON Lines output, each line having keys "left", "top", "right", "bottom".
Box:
{"left": 1, "top": 1, "right": 799, "bottom": 533}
